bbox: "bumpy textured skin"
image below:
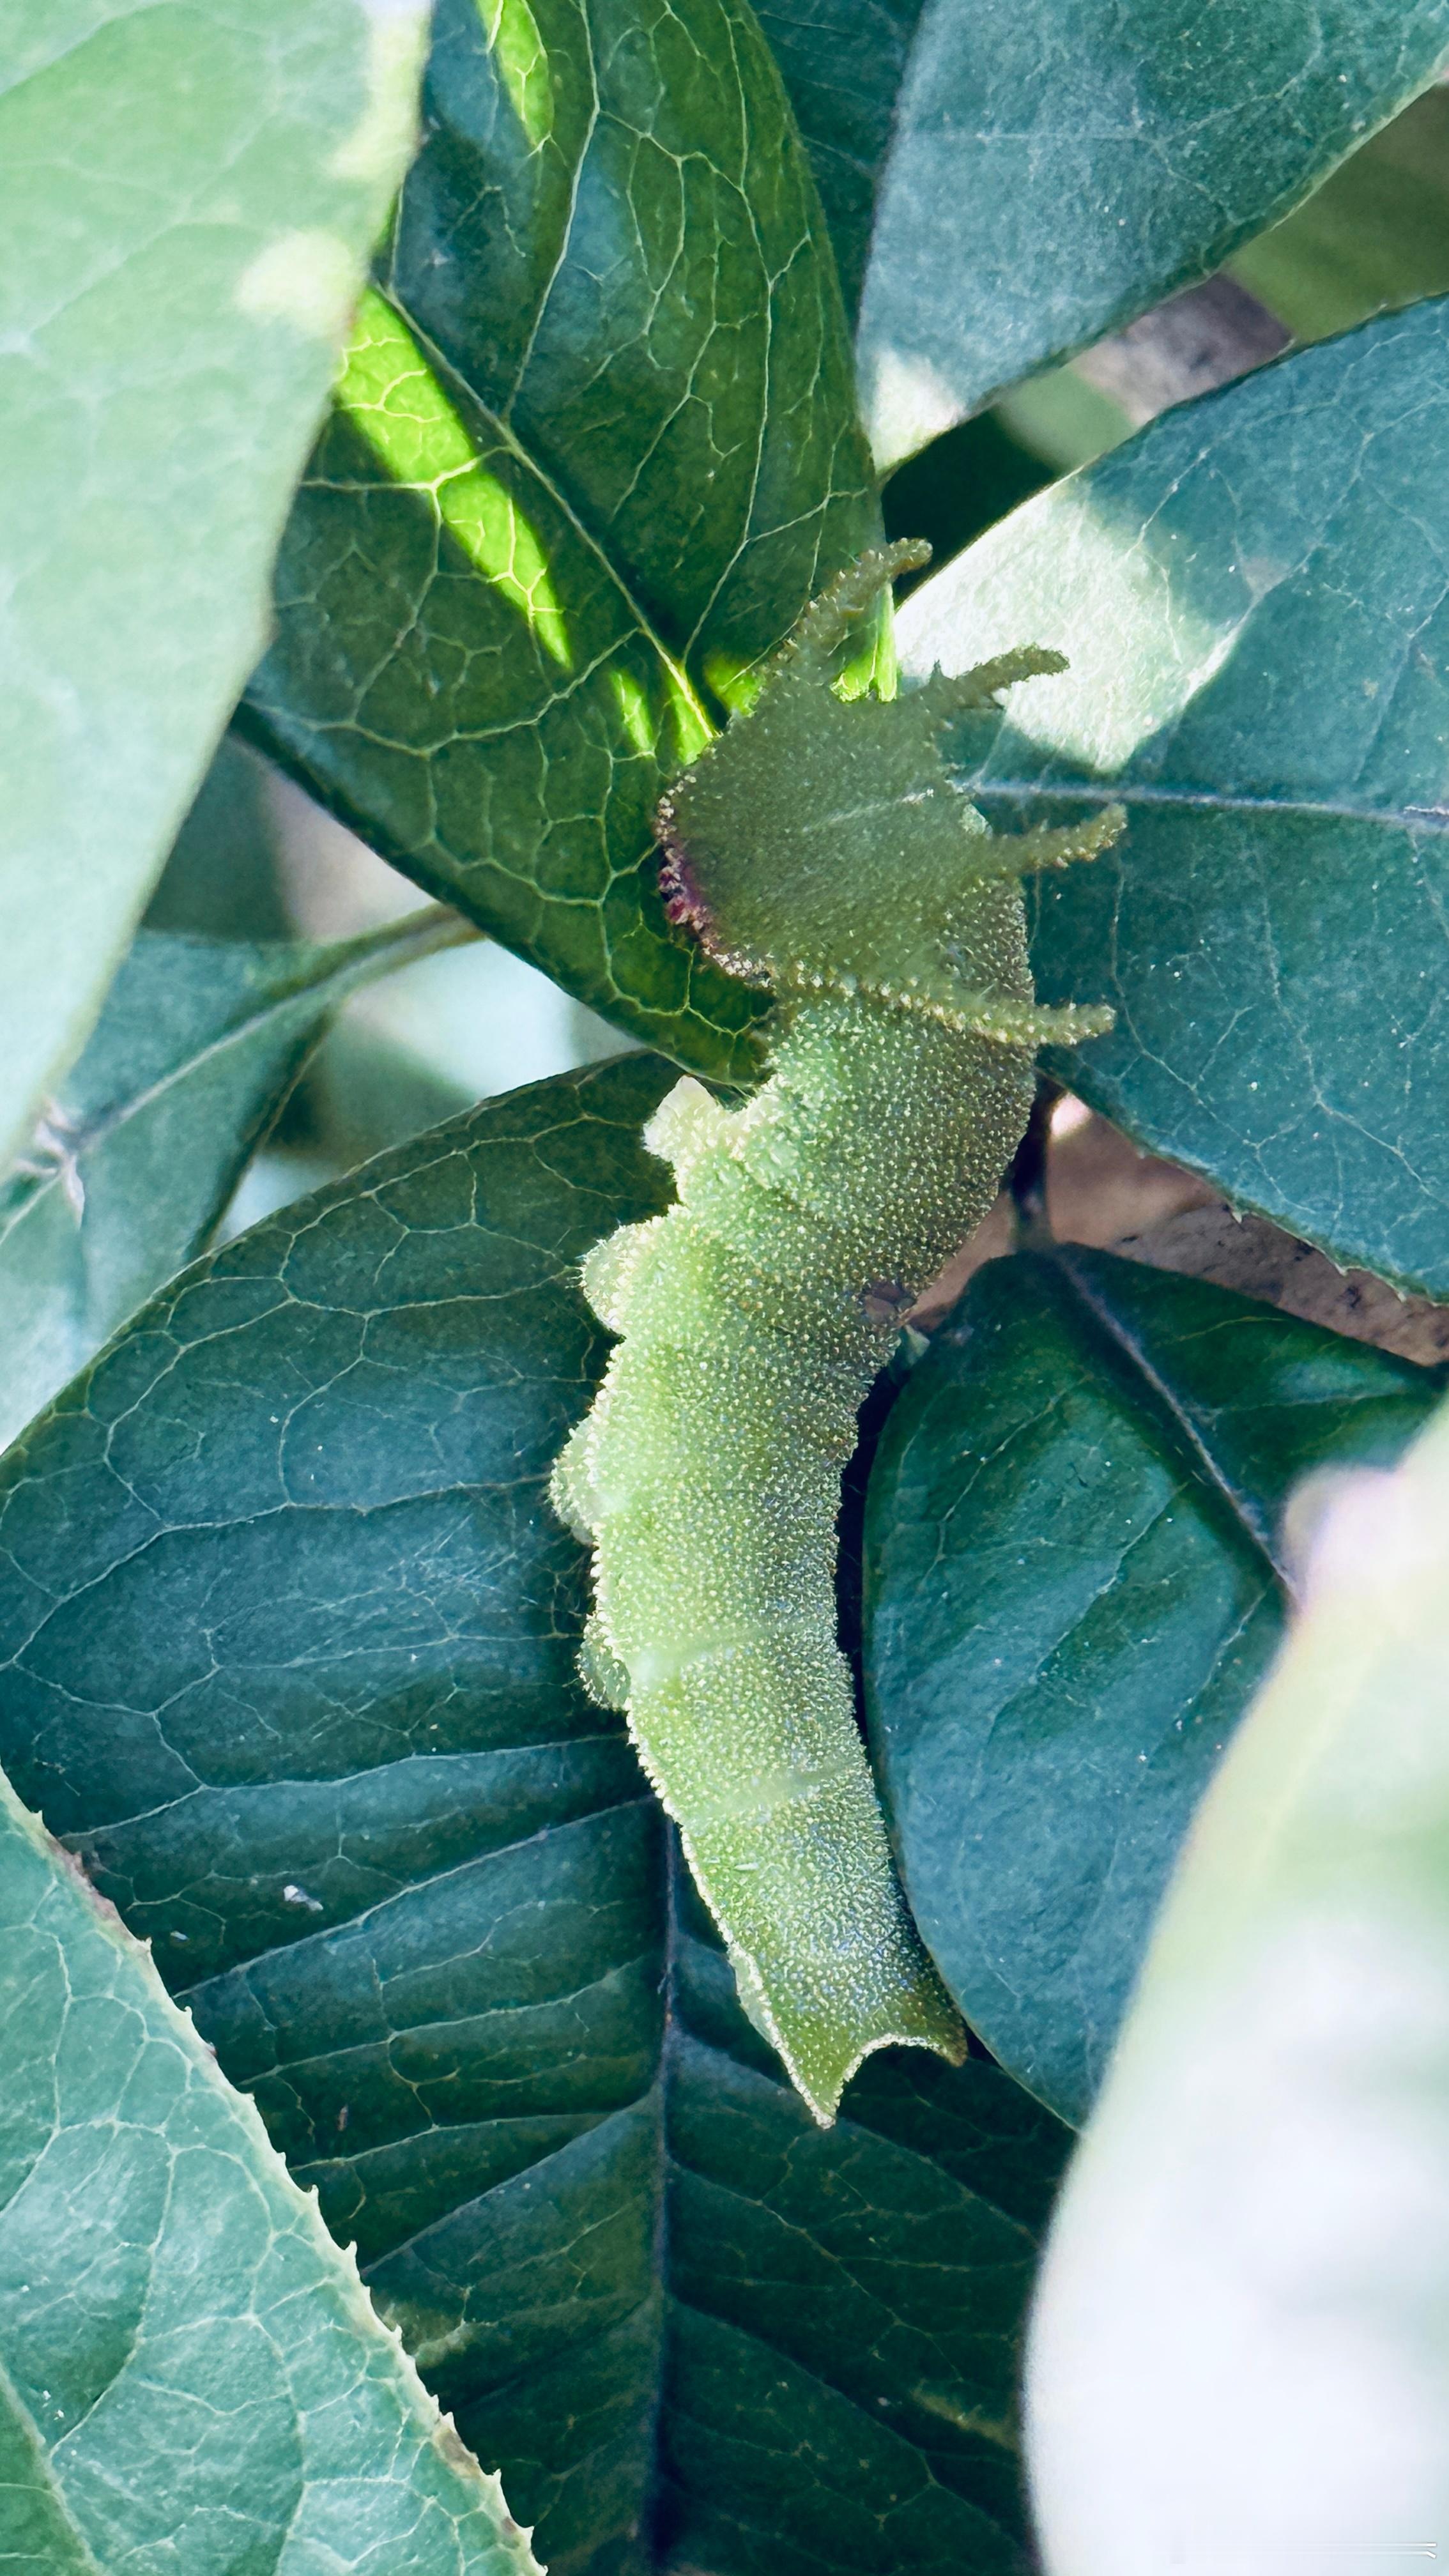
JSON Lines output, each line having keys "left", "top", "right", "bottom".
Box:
{"left": 552, "top": 548, "right": 1120, "bottom": 2122}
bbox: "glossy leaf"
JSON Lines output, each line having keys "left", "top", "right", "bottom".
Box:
{"left": 0, "top": 914, "right": 463, "bottom": 1452}
{"left": 244, "top": 288, "right": 759, "bottom": 1084}
{"left": 749, "top": 0, "right": 1449, "bottom": 397}
{"left": 0, "top": 1761, "right": 540, "bottom": 2572}
{"left": 864, "top": 1248, "right": 1444, "bottom": 2126}
{"left": 0, "top": 0, "right": 427, "bottom": 1175}
{"left": 900, "top": 297, "right": 1449, "bottom": 1297}
{"left": 1027, "top": 1393, "right": 1449, "bottom": 2572}
{"left": 854, "top": 0, "right": 1449, "bottom": 466}
{"left": 245, "top": 0, "right": 882, "bottom": 1082}
{"left": 750, "top": 0, "right": 927, "bottom": 323}
{"left": 393, "top": 0, "right": 878, "bottom": 709}
{"left": 0, "top": 1059, "right": 1070, "bottom": 2576}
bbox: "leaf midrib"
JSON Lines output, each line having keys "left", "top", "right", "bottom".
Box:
{"left": 0, "top": 912, "right": 468, "bottom": 1273}
{"left": 372, "top": 284, "right": 715, "bottom": 746}
{"left": 358, "top": 2030, "right": 1032, "bottom": 2558}
{"left": 226, "top": 1803, "right": 1039, "bottom": 2550}
{"left": 1046, "top": 1248, "right": 1287, "bottom": 1581}
{"left": 977, "top": 775, "right": 1449, "bottom": 834}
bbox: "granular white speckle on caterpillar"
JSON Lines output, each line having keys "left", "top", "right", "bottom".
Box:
{"left": 551, "top": 542, "right": 1121, "bottom": 2122}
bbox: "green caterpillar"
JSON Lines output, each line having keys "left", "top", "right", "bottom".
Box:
{"left": 551, "top": 544, "right": 1121, "bottom": 2122}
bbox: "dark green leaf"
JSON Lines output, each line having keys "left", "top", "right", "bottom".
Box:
{"left": 0, "top": 1059, "right": 1069, "bottom": 2576}
{"left": 900, "top": 297, "right": 1449, "bottom": 1296}
{"left": 749, "top": 0, "right": 927, "bottom": 323}
{"left": 395, "top": 0, "right": 878, "bottom": 709}
{"left": 752, "top": 0, "right": 1449, "bottom": 401}
{"left": 854, "top": 0, "right": 1449, "bottom": 466}
{"left": 0, "top": 0, "right": 426, "bottom": 1173}
{"left": 245, "top": 0, "right": 882, "bottom": 1083}
{"left": 0, "top": 1767, "right": 540, "bottom": 2570}
{"left": 864, "top": 1247, "right": 1445, "bottom": 2128}
{"left": 0, "top": 915, "right": 461, "bottom": 1451}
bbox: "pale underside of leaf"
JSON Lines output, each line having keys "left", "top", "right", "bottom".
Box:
{"left": 0, "top": 0, "right": 428, "bottom": 1172}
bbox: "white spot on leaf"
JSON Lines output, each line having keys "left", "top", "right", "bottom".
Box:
{"left": 236, "top": 231, "right": 358, "bottom": 343}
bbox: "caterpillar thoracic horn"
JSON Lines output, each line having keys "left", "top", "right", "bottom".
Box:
{"left": 551, "top": 543, "right": 1122, "bottom": 2122}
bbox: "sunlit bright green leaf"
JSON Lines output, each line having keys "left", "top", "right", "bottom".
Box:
{"left": 245, "top": 0, "right": 882, "bottom": 1081}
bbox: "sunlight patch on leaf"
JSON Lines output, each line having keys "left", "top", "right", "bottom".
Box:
{"left": 610, "top": 666, "right": 658, "bottom": 758}
{"left": 479, "top": 0, "right": 555, "bottom": 148}
{"left": 898, "top": 300, "right": 1449, "bottom": 1294}
{"left": 905, "top": 480, "right": 1253, "bottom": 774}
{"left": 236, "top": 228, "right": 363, "bottom": 339}
{"left": 340, "top": 291, "right": 576, "bottom": 669}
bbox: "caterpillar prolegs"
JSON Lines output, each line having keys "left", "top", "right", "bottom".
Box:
{"left": 551, "top": 545, "right": 1122, "bottom": 2122}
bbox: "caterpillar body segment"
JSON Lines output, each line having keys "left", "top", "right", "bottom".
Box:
{"left": 553, "top": 1012, "right": 1027, "bottom": 2115}
{"left": 551, "top": 546, "right": 1120, "bottom": 2123}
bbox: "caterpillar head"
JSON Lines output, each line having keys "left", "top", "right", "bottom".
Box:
{"left": 657, "top": 544, "right": 1119, "bottom": 1047}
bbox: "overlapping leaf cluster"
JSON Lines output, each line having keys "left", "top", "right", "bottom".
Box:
{"left": 4, "top": 2, "right": 1449, "bottom": 2570}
